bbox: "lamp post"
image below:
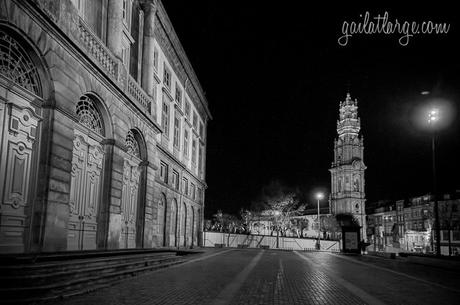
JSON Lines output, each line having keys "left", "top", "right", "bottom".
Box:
{"left": 316, "top": 192, "right": 324, "bottom": 250}
{"left": 428, "top": 108, "right": 441, "bottom": 256}
{"left": 274, "top": 210, "right": 280, "bottom": 248}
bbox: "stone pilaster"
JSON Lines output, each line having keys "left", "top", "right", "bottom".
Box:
{"left": 97, "top": 138, "right": 115, "bottom": 249}
{"left": 141, "top": 1, "right": 157, "bottom": 97}
{"left": 106, "top": 0, "right": 123, "bottom": 60}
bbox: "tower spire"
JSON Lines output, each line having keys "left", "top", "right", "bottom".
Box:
{"left": 337, "top": 92, "right": 360, "bottom": 137}
{"left": 330, "top": 92, "right": 367, "bottom": 241}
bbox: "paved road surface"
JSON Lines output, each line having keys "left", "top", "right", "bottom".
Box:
{"left": 45, "top": 249, "right": 460, "bottom": 305}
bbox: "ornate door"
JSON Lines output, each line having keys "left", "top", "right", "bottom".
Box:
{"left": 0, "top": 103, "right": 40, "bottom": 253}
{"left": 67, "top": 130, "right": 104, "bottom": 250}
{"left": 120, "top": 157, "right": 141, "bottom": 248}
{"left": 169, "top": 200, "right": 177, "bottom": 247}
{"left": 181, "top": 202, "right": 187, "bottom": 247}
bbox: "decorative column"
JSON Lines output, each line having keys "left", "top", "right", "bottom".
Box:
{"left": 107, "top": 0, "right": 124, "bottom": 60}
{"left": 136, "top": 160, "right": 149, "bottom": 248}
{"left": 141, "top": 1, "right": 157, "bottom": 96}
{"left": 97, "top": 138, "right": 115, "bottom": 249}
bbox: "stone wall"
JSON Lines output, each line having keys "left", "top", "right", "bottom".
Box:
{"left": 0, "top": 0, "right": 208, "bottom": 253}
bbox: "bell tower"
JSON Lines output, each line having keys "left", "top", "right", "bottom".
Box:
{"left": 330, "top": 93, "right": 367, "bottom": 239}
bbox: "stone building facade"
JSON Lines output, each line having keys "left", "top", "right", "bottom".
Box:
{"left": 329, "top": 93, "right": 367, "bottom": 239}
{"left": 0, "top": 0, "right": 211, "bottom": 253}
{"left": 367, "top": 193, "right": 460, "bottom": 255}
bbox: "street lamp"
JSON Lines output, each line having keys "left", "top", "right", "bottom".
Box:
{"left": 428, "top": 108, "right": 441, "bottom": 256}
{"left": 316, "top": 192, "right": 324, "bottom": 250}
{"left": 274, "top": 210, "right": 281, "bottom": 248}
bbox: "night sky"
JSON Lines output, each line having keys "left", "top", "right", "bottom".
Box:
{"left": 162, "top": 2, "right": 460, "bottom": 217}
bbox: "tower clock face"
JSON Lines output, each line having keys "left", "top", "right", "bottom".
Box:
{"left": 353, "top": 160, "right": 360, "bottom": 169}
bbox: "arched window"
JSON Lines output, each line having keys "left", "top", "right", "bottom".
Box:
{"left": 125, "top": 130, "right": 140, "bottom": 157}
{"left": 75, "top": 95, "right": 104, "bottom": 135}
{"left": 0, "top": 30, "right": 42, "bottom": 96}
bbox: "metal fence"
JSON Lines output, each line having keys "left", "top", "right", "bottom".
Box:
{"left": 203, "top": 231, "right": 341, "bottom": 252}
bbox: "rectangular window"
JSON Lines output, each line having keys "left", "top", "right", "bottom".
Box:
{"left": 175, "top": 85, "right": 182, "bottom": 107}
{"left": 153, "top": 47, "right": 159, "bottom": 71}
{"left": 198, "top": 187, "right": 202, "bottom": 202}
{"left": 198, "top": 145, "right": 203, "bottom": 174}
{"left": 162, "top": 101, "right": 170, "bottom": 137}
{"left": 192, "top": 138, "right": 197, "bottom": 165}
{"left": 163, "top": 65, "right": 171, "bottom": 89}
{"left": 173, "top": 112, "right": 180, "bottom": 149}
{"left": 172, "top": 170, "right": 179, "bottom": 190}
{"left": 183, "top": 128, "right": 189, "bottom": 158}
{"left": 122, "top": 0, "right": 127, "bottom": 21}
{"left": 182, "top": 178, "right": 188, "bottom": 195}
{"left": 199, "top": 121, "right": 204, "bottom": 139}
{"left": 453, "top": 231, "right": 460, "bottom": 241}
{"left": 121, "top": 46, "right": 130, "bottom": 67}
{"left": 191, "top": 183, "right": 196, "bottom": 200}
{"left": 185, "top": 100, "right": 191, "bottom": 120}
{"left": 122, "top": 0, "right": 131, "bottom": 29}
{"left": 160, "top": 162, "right": 168, "bottom": 184}
{"left": 192, "top": 111, "right": 198, "bottom": 130}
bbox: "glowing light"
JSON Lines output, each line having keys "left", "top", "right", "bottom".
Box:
{"left": 428, "top": 108, "right": 439, "bottom": 124}
{"left": 316, "top": 192, "right": 324, "bottom": 200}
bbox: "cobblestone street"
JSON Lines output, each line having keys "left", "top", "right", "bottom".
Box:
{"left": 44, "top": 249, "right": 460, "bottom": 305}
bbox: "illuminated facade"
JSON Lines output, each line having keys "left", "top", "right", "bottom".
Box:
{"left": 330, "top": 93, "right": 367, "bottom": 239}
{"left": 0, "top": 0, "right": 210, "bottom": 253}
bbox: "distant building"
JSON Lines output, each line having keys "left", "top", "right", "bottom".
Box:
{"left": 330, "top": 93, "right": 367, "bottom": 239}
{"left": 248, "top": 207, "right": 333, "bottom": 239}
{"left": 366, "top": 192, "right": 460, "bottom": 255}
{"left": 0, "top": 0, "right": 210, "bottom": 253}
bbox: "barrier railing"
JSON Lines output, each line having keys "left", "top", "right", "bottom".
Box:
{"left": 77, "top": 17, "right": 118, "bottom": 79}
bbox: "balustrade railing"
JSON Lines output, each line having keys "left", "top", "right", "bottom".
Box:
{"left": 128, "top": 74, "right": 155, "bottom": 118}
{"left": 77, "top": 18, "right": 157, "bottom": 121}
{"left": 77, "top": 17, "right": 118, "bottom": 79}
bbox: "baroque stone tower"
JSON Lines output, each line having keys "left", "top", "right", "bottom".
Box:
{"left": 330, "top": 93, "right": 367, "bottom": 239}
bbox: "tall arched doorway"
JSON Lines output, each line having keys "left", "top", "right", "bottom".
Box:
{"left": 181, "top": 202, "right": 187, "bottom": 247}
{"left": 0, "top": 27, "right": 48, "bottom": 253}
{"left": 68, "top": 94, "right": 106, "bottom": 251}
{"left": 169, "top": 198, "right": 178, "bottom": 247}
{"left": 191, "top": 206, "right": 195, "bottom": 247}
{"left": 157, "top": 193, "right": 168, "bottom": 247}
{"left": 120, "top": 130, "right": 147, "bottom": 248}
